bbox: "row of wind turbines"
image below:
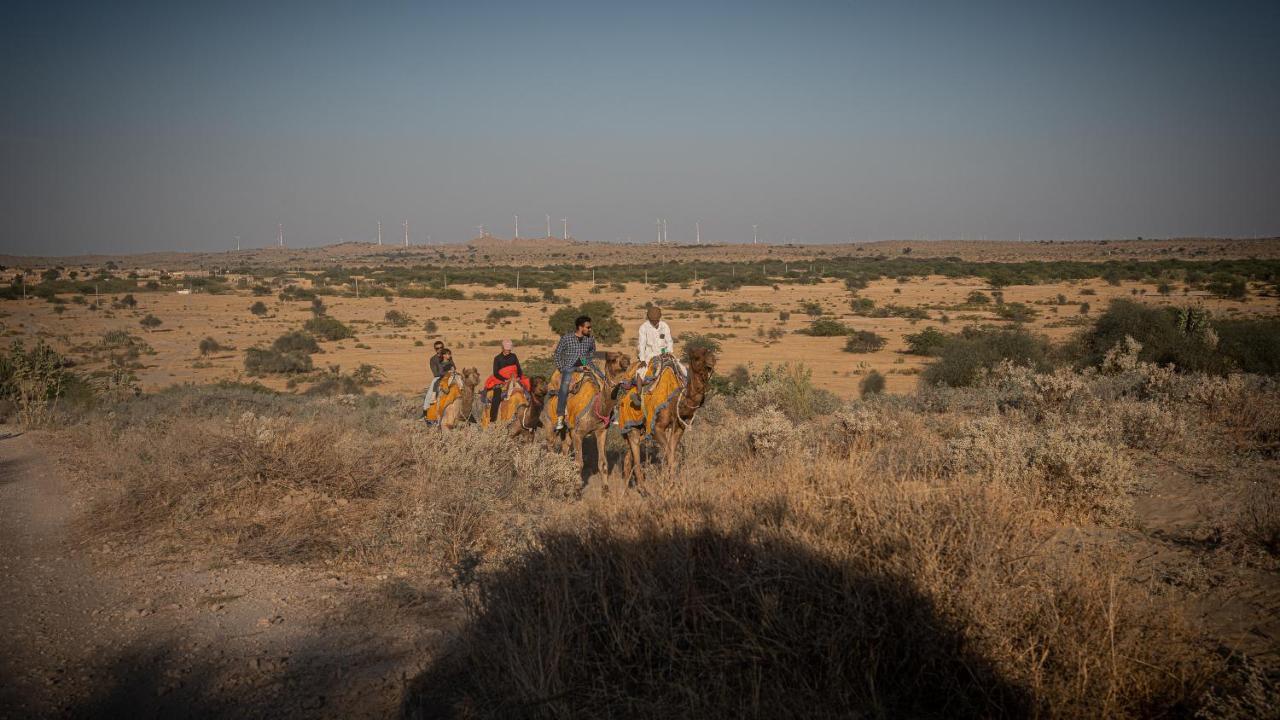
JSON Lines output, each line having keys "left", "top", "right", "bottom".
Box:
{"left": 233, "top": 215, "right": 766, "bottom": 250}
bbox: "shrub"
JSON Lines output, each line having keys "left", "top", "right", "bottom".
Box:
{"left": 1078, "top": 300, "right": 1225, "bottom": 374}
{"left": 485, "top": 308, "right": 520, "bottom": 324}
{"left": 1214, "top": 319, "right": 1280, "bottom": 375}
{"left": 548, "top": 301, "right": 623, "bottom": 344}
{"left": 994, "top": 302, "right": 1036, "bottom": 322}
{"left": 198, "top": 337, "right": 228, "bottom": 356}
{"left": 243, "top": 347, "right": 313, "bottom": 375}
{"left": 680, "top": 333, "right": 722, "bottom": 362}
{"left": 923, "top": 327, "right": 1052, "bottom": 387}
{"left": 303, "top": 316, "right": 354, "bottom": 341}
{"left": 0, "top": 340, "right": 71, "bottom": 425}
{"left": 798, "top": 318, "right": 850, "bottom": 336}
{"left": 799, "top": 300, "right": 823, "bottom": 317}
{"left": 859, "top": 370, "right": 886, "bottom": 397}
{"left": 904, "top": 326, "right": 948, "bottom": 356}
{"left": 424, "top": 320, "right": 438, "bottom": 334}
{"left": 309, "top": 297, "right": 326, "bottom": 316}
{"left": 249, "top": 301, "right": 268, "bottom": 316}
{"left": 843, "top": 330, "right": 886, "bottom": 353}
{"left": 384, "top": 309, "right": 412, "bottom": 327}
{"left": 1207, "top": 274, "right": 1247, "bottom": 300}
{"left": 850, "top": 297, "right": 876, "bottom": 315}
{"left": 966, "top": 290, "right": 990, "bottom": 305}
{"left": 137, "top": 314, "right": 161, "bottom": 330}
{"left": 735, "top": 363, "right": 840, "bottom": 421}
{"left": 272, "top": 331, "right": 320, "bottom": 355}
{"left": 778, "top": 311, "right": 791, "bottom": 322}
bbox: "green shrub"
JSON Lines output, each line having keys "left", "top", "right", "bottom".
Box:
{"left": 549, "top": 301, "right": 623, "bottom": 344}
{"left": 424, "top": 320, "right": 439, "bottom": 333}
{"left": 923, "top": 327, "right": 1052, "bottom": 387}
{"left": 310, "top": 297, "right": 327, "bottom": 316}
{"left": 799, "top": 301, "right": 823, "bottom": 317}
{"left": 485, "top": 308, "right": 520, "bottom": 323}
{"left": 249, "top": 301, "right": 268, "bottom": 316}
{"left": 385, "top": 309, "right": 413, "bottom": 326}
{"left": 799, "top": 318, "right": 850, "bottom": 337}
{"left": 139, "top": 314, "right": 162, "bottom": 330}
{"left": 967, "top": 291, "right": 991, "bottom": 305}
{"left": 680, "top": 333, "right": 722, "bottom": 362}
{"left": 1077, "top": 300, "right": 1225, "bottom": 373}
{"left": 843, "top": 331, "right": 887, "bottom": 353}
{"left": 244, "top": 347, "right": 313, "bottom": 375}
{"left": 995, "top": 302, "right": 1037, "bottom": 323}
{"left": 303, "top": 316, "right": 354, "bottom": 341}
{"left": 850, "top": 297, "right": 876, "bottom": 315}
{"left": 859, "top": 370, "right": 886, "bottom": 397}
{"left": 272, "top": 331, "right": 320, "bottom": 355}
{"left": 198, "top": 337, "right": 228, "bottom": 356}
{"left": 1215, "top": 319, "right": 1280, "bottom": 375}
{"left": 904, "top": 327, "right": 948, "bottom": 356}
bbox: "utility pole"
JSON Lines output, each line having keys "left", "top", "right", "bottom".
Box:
{"left": 656, "top": 218, "right": 662, "bottom": 244}
{"left": 354, "top": 277, "right": 359, "bottom": 298}
{"left": 377, "top": 221, "right": 383, "bottom": 246}
{"left": 516, "top": 271, "right": 520, "bottom": 292}
{"left": 235, "top": 235, "right": 241, "bottom": 251}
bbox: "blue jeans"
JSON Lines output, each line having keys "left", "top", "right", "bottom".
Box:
{"left": 557, "top": 369, "right": 574, "bottom": 417}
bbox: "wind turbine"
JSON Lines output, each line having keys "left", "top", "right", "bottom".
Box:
{"left": 477, "top": 225, "right": 486, "bottom": 238}
{"left": 695, "top": 222, "right": 701, "bottom": 245}
{"left": 513, "top": 214, "right": 519, "bottom": 242}
{"left": 561, "top": 218, "right": 568, "bottom": 240}
{"left": 545, "top": 214, "right": 551, "bottom": 238}
{"left": 278, "top": 223, "right": 284, "bottom": 247}
{"left": 235, "top": 235, "right": 241, "bottom": 251}
{"left": 752, "top": 224, "right": 758, "bottom": 245}
{"left": 403, "top": 220, "right": 409, "bottom": 247}
{"left": 377, "top": 221, "right": 383, "bottom": 246}
{"left": 656, "top": 218, "right": 662, "bottom": 244}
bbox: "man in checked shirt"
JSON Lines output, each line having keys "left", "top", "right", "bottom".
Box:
{"left": 551, "top": 314, "right": 595, "bottom": 431}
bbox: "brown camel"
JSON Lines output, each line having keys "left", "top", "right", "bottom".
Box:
{"left": 541, "top": 352, "right": 630, "bottom": 480}
{"left": 505, "top": 376, "right": 549, "bottom": 440}
{"left": 621, "top": 347, "right": 717, "bottom": 489}
{"left": 439, "top": 367, "right": 481, "bottom": 429}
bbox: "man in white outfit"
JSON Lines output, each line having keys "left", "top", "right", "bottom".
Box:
{"left": 635, "top": 305, "right": 683, "bottom": 379}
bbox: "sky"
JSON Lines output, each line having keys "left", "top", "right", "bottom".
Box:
{"left": 2, "top": 0, "right": 1278, "bottom": 255}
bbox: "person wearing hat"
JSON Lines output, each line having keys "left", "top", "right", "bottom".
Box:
{"left": 483, "top": 339, "right": 529, "bottom": 423}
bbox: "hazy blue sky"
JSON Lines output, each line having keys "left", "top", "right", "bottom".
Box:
{"left": 2, "top": 0, "right": 1278, "bottom": 254}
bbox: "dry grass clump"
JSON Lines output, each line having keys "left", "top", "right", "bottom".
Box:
{"left": 59, "top": 385, "right": 577, "bottom": 572}
{"left": 413, "top": 443, "right": 1215, "bottom": 718}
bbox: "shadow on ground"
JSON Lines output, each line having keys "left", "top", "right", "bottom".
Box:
{"left": 403, "top": 525, "right": 1032, "bottom": 719}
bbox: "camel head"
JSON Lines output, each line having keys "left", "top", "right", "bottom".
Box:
{"left": 530, "top": 376, "right": 548, "bottom": 399}
{"left": 603, "top": 351, "right": 630, "bottom": 379}
{"left": 461, "top": 367, "right": 481, "bottom": 388}
{"left": 687, "top": 347, "right": 718, "bottom": 377}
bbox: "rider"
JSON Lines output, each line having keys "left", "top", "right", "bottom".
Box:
{"left": 484, "top": 339, "right": 529, "bottom": 423}
{"left": 636, "top": 305, "right": 675, "bottom": 372}
{"left": 552, "top": 315, "right": 595, "bottom": 431}
{"left": 423, "top": 347, "right": 455, "bottom": 412}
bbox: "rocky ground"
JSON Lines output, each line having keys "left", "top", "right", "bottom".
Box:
{"left": 0, "top": 432, "right": 462, "bottom": 719}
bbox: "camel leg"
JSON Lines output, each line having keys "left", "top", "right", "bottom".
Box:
{"left": 667, "top": 426, "right": 685, "bottom": 475}
{"left": 595, "top": 428, "right": 609, "bottom": 479}
{"left": 624, "top": 432, "right": 645, "bottom": 492}
{"left": 572, "top": 431, "right": 586, "bottom": 474}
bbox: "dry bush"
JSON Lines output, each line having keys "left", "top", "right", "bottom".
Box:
{"left": 1235, "top": 483, "right": 1280, "bottom": 557}
{"left": 59, "top": 386, "right": 577, "bottom": 572}
{"left": 412, "top": 451, "right": 1215, "bottom": 718}
{"left": 1105, "top": 398, "right": 1187, "bottom": 451}
{"left": 948, "top": 415, "right": 1135, "bottom": 525}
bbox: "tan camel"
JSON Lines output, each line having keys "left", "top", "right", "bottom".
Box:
{"left": 541, "top": 352, "right": 630, "bottom": 480}
{"left": 439, "top": 367, "right": 481, "bottom": 429}
{"left": 481, "top": 375, "right": 531, "bottom": 428}
{"left": 620, "top": 347, "right": 717, "bottom": 490}
{"left": 505, "top": 376, "right": 549, "bottom": 440}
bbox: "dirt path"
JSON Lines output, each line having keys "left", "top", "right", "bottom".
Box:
{"left": 0, "top": 432, "right": 461, "bottom": 719}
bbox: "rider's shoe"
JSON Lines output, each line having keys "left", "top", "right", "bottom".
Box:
{"left": 555, "top": 416, "right": 565, "bottom": 431}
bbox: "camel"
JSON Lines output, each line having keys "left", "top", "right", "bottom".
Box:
{"left": 430, "top": 367, "right": 480, "bottom": 429}
{"left": 504, "top": 376, "right": 549, "bottom": 440}
{"left": 619, "top": 347, "right": 717, "bottom": 490}
{"left": 480, "top": 375, "right": 533, "bottom": 429}
{"left": 541, "top": 352, "right": 630, "bottom": 480}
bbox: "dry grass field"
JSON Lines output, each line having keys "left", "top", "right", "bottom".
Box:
{"left": 2, "top": 238, "right": 1279, "bottom": 717}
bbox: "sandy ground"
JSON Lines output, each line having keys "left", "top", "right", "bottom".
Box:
{"left": 5, "top": 276, "right": 1276, "bottom": 398}
{"left": 0, "top": 431, "right": 460, "bottom": 719}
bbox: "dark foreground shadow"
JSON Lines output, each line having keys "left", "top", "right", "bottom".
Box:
{"left": 404, "top": 526, "right": 1032, "bottom": 719}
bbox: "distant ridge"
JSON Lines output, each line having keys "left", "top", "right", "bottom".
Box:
{"left": 467, "top": 235, "right": 577, "bottom": 247}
